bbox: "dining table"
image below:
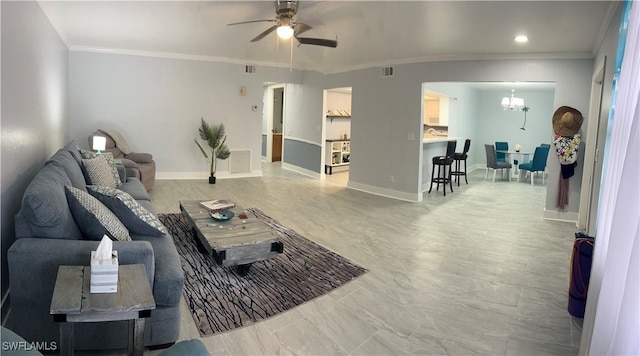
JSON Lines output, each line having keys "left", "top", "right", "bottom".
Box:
{"left": 496, "top": 150, "right": 533, "bottom": 179}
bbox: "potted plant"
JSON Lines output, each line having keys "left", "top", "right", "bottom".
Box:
{"left": 194, "top": 117, "right": 231, "bottom": 184}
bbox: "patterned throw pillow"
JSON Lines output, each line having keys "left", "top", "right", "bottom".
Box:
{"left": 87, "top": 185, "right": 167, "bottom": 236}
{"left": 81, "top": 151, "right": 121, "bottom": 186}
{"left": 82, "top": 154, "right": 123, "bottom": 188}
{"left": 80, "top": 149, "right": 97, "bottom": 159}
{"left": 64, "top": 185, "right": 130, "bottom": 241}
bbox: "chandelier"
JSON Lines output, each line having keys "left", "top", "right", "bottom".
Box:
{"left": 501, "top": 89, "right": 525, "bottom": 111}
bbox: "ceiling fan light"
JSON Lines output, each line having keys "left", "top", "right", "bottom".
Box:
{"left": 277, "top": 25, "right": 294, "bottom": 40}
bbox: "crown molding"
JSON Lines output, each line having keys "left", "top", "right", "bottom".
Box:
{"left": 69, "top": 46, "right": 595, "bottom": 76}
{"left": 324, "top": 52, "right": 596, "bottom": 75}
{"left": 68, "top": 45, "right": 295, "bottom": 71}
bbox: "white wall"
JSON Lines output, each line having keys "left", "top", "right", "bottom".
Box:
{"left": 1, "top": 1, "right": 69, "bottom": 318}
{"left": 325, "top": 90, "right": 352, "bottom": 140}
{"left": 68, "top": 51, "right": 302, "bottom": 178}
{"left": 477, "top": 89, "right": 556, "bottom": 155}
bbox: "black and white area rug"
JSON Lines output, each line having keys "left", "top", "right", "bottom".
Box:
{"left": 159, "top": 208, "right": 367, "bottom": 337}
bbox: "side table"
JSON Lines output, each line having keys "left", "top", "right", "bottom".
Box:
{"left": 50, "top": 264, "right": 156, "bottom": 356}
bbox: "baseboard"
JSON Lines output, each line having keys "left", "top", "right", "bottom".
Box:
{"left": 156, "top": 170, "right": 263, "bottom": 180}
{"left": 281, "top": 163, "right": 321, "bottom": 179}
{"left": 543, "top": 209, "right": 579, "bottom": 225}
{"left": 468, "top": 164, "right": 485, "bottom": 172}
{"left": 347, "top": 181, "right": 421, "bottom": 202}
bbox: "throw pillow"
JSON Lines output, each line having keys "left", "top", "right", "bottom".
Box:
{"left": 81, "top": 150, "right": 121, "bottom": 186}
{"left": 82, "top": 154, "right": 122, "bottom": 188}
{"left": 65, "top": 185, "right": 130, "bottom": 241}
{"left": 100, "top": 153, "right": 122, "bottom": 187}
{"left": 80, "top": 149, "right": 97, "bottom": 159}
{"left": 87, "top": 185, "right": 167, "bottom": 236}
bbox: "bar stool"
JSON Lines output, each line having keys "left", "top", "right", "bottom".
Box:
{"left": 451, "top": 139, "right": 471, "bottom": 185}
{"left": 428, "top": 140, "right": 456, "bottom": 196}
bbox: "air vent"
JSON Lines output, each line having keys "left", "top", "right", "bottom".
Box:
{"left": 380, "top": 66, "right": 394, "bottom": 77}
{"left": 245, "top": 65, "right": 256, "bottom": 74}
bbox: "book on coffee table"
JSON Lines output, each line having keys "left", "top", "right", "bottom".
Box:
{"left": 199, "top": 199, "right": 236, "bottom": 211}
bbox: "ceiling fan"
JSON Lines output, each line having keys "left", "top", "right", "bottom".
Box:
{"left": 227, "top": 0, "right": 337, "bottom": 48}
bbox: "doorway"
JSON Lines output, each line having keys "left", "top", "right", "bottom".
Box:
{"left": 263, "top": 83, "right": 286, "bottom": 163}
{"left": 272, "top": 87, "right": 284, "bottom": 162}
{"left": 322, "top": 87, "right": 352, "bottom": 185}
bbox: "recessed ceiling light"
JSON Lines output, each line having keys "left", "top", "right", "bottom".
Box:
{"left": 515, "top": 35, "right": 529, "bottom": 43}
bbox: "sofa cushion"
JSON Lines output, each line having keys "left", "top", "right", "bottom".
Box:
{"left": 46, "top": 148, "right": 87, "bottom": 191}
{"left": 115, "top": 157, "right": 138, "bottom": 169}
{"left": 134, "top": 232, "right": 184, "bottom": 306}
{"left": 82, "top": 156, "right": 120, "bottom": 188}
{"left": 65, "top": 186, "right": 130, "bottom": 241}
{"left": 125, "top": 152, "right": 153, "bottom": 163}
{"left": 119, "top": 177, "right": 151, "bottom": 201}
{"left": 87, "top": 186, "right": 166, "bottom": 236}
{"left": 19, "top": 164, "right": 83, "bottom": 239}
{"left": 64, "top": 140, "right": 84, "bottom": 166}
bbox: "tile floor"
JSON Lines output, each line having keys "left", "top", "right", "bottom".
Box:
{"left": 142, "top": 163, "right": 582, "bottom": 355}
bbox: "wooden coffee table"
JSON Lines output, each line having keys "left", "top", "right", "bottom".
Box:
{"left": 179, "top": 200, "right": 284, "bottom": 276}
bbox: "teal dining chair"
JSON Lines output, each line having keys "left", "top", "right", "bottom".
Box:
{"left": 518, "top": 145, "right": 550, "bottom": 185}
{"left": 495, "top": 141, "right": 508, "bottom": 162}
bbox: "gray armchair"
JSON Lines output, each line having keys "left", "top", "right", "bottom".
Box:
{"left": 89, "top": 130, "right": 156, "bottom": 191}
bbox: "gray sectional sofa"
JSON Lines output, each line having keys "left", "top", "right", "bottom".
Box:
{"left": 7, "top": 141, "right": 184, "bottom": 351}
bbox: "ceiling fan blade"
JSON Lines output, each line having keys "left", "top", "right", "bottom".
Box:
{"left": 227, "top": 19, "right": 277, "bottom": 26}
{"left": 296, "top": 37, "right": 338, "bottom": 48}
{"left": 293, "top": 22, "right": 312, "bottom": 36}
{"left": 251, "top": 25, "right": 278, "bottom": 42}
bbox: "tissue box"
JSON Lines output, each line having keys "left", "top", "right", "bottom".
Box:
{"left": 90, "top": 250, "right": 118, "bottom": 293}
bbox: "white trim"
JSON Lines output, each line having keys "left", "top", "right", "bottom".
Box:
{"left": 542, "top": 209, "right": 579, "bottom": 225}
{"left": 578, "top": 59, "right": 606, "bottom": 233}
{"left": 67, "top": 46, "right": 595, "bottom": 76}
{"left": 70, "top": 45, "right": 292, "bottom": 69}
{"left": 326, "top": 52, "right": 596, "bottom": 75}
{"left": 156, "top": 170, "right": 263, "bottom": 180}
{"left": 281, "top": 162, "right": 320, "bottom": 179}
{"left": 348, "top": 181, "right": 421, "bottom": 203}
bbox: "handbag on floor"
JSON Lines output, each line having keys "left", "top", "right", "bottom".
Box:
{"left": 568, "top": 232, "right": 595, "bottom": 318}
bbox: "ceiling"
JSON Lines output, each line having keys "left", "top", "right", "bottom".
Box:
{"left": 37, "top": 1, "right": 619, "bottom": 74}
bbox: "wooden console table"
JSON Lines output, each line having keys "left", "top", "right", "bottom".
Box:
{"left": 50, "top": 264, "right": 155, "bottom": 356}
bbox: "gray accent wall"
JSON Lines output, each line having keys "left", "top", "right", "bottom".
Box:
{"left": 283, "top": 139, "right": 321, "bottom": 173}
{"left": 1, "top": 1, "right": 69, "bottom": 319}
{"left": 261, "top": 134, "right": 267, "bottom": 157}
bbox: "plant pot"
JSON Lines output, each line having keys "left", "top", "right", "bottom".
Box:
{"left": 209, "top": 176, "right": 216, "bottom": 184}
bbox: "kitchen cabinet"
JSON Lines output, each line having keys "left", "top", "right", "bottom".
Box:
{"left": 423, "top": 96, "right": 450, "bottom": 126}
{"left": 424, "top": 99, "right": 440, "bottom": 125}
{"left": 324, "top": 140, "right": 350, "bottom": 175}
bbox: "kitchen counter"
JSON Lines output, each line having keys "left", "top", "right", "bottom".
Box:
{"left": 423, "top": 137, "right": 459, "bottom": 143}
